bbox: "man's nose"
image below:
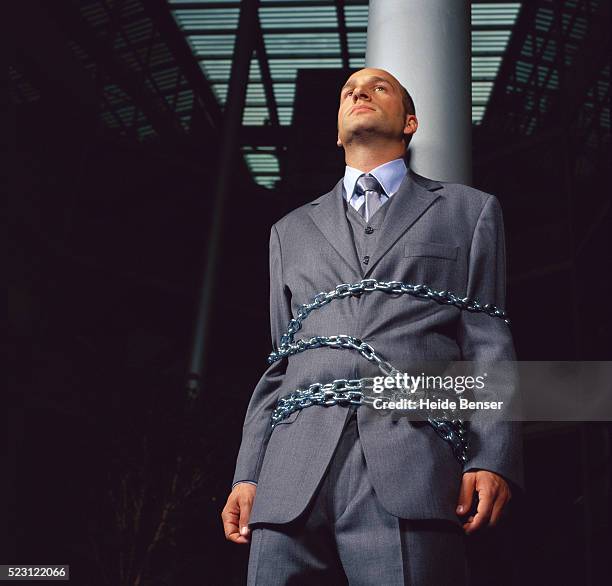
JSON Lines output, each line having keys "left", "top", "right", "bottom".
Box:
{"left": 352, "top": 87, "right": 371, "bottom": 101}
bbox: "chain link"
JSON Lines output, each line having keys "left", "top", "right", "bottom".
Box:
{"left": 271, "top": 378, "right": 374, "bottom": 426}
{"left": 269, "top": 334, "right": 398, "bottom": 376}
{"left": 267, "top": 278, "right": 511, "bottom": 463}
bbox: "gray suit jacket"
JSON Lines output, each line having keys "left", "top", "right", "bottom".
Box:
{"left": 232, "top": 169, "right": 523, "bottom": 527}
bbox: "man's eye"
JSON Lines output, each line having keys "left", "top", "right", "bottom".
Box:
{"left": 375, "top": 86, "right": 386, "bottom": 91}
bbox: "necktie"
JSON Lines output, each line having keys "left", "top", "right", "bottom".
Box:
{"left": 354, "top": 174, "right": 384, "bottom": 222}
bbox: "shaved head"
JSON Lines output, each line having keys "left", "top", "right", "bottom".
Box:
{"left": 338, "top": 68, "right": 417, "bottom": 151}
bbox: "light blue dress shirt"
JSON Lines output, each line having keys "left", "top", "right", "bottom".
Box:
{"left": 343, "top": 156, "right": 408, "bottom": 213}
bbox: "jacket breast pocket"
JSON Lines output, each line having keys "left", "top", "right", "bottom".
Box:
{"left": 404, "top": 241, "right": 458, "bottom": 261}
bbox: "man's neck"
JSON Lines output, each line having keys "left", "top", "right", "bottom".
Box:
{"left": 343, "top": 143, "right": 406, "bottom": 173}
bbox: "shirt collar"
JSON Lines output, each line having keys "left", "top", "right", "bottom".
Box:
{"left": 343, "top": 156, "right": 407, "bottom": 202}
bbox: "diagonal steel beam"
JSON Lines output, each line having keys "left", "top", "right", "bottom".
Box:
{"left": 254, "top": 22, "right": 279, "bottom": 129}
{"left": 50, "top": 0, "right": 186, "bottom": 144}
{"left": 144, "top": 0, "right": 226, "bottom": 131}
{"left": 12, "top": 0, "right": 99, "bottom": 113}
{"left": 186, "top": 0, "right": 260, "bottom": 401}
{"left": 240, "top": 125, "right": 290, "bottom": 145}
{"left": 144, "top": 0, "right": 258, "bottom": 187}
{"left": 335, "top": 0, "right": 351, "bottom": 69}
{"left": 480, "top": 0, "right": 539, "bottom": 132}
{"left": 253, "top": 9, "right": 286, "bottom": 180}
{"left": 543, "top": 0, "right": 610, "bottom": 125}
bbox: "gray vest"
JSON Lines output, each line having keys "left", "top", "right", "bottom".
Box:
{"left": 344, "top": 195, "right": 390, "bottom": 277}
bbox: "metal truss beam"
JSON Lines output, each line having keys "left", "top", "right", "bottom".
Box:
{"left": 545, "top": 0, "right": 610, "bottom": 125}
{"left": 144, "top": 0, "right": 226, "bottom": 131}
{"left": 51, "top": 1, "right": 187, "bottom": 145}
{"left": 335, "top": 0, "right": 351, "bottom": 69}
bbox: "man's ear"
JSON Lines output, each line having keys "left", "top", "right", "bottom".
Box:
{"left": 404, "top": 115, "right": 418, "bottom": 139}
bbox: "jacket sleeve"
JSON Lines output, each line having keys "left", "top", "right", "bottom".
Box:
{"left": 231, "top": 223, "right": 292, "bottom": 489}
{"left": 457, "top": 195, "right": 524, "bottom": 492}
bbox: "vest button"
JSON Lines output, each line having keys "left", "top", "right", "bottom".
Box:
{"left": 365, "top": 226, "right": 374, "bottom": 234}
{"left": 362, "top": 255, "right": 370, "bottom": 265}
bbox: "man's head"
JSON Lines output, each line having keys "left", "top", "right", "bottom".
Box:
{"left": 336, "top": 67, "right": 417, "bottom": 152}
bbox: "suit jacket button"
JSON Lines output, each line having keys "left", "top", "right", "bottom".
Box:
{"left": 365, "top": 226, "right": 374, "bottom": 234}
{"left": 362, "top": 255, "right": 370, "bottom": 265}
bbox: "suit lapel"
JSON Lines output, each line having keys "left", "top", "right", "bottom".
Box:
{"left": 364, "top": 170, "right": 443, "bottom": 277}
{"left": 307, "top": 170, "right": 444, "bottom": 281}
{"left": 308, "top": 178, "right": 362, "bottom": 279}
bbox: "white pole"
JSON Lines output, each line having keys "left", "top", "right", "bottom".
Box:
{"left": 366, "top": 0, "right": 472, "bottom": 184}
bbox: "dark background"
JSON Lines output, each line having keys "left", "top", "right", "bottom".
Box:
{"left": 7, "top": 0, "right": 611, "bottom": 584}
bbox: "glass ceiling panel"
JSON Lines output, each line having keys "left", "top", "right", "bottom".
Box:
{"left": 172, "top": 9, "right": 240, "bottom": 29}
{"left": 242, "top": 145, "right": 280, "bottom": 189}
{"left": 472, "top": 81, "right": 495, "bottom": 99}
{"left": 263, "top": 33, "right": 341, "bottom": 55}
{"left": 244, "top": 152, "right": 279, "bottom": 173}
{"left": 488, "top": 0, "right": 609, "bottom": 140}
{"left": 273, "top": 83, "right": 296, "bottom": 104}
{"left": 259, "top": 6, "right": 338, "bottom": 29}
{"left": 277, "top": 107, "right": 294, "bottom": 126}
{"left": 243, "top": 106, "right": 271, "bottom": 125}
{"left": 471, "top": 3, "right": 522, "bottom": 25}
{"left": 347, "top": 31, "right": 367, "bottom": 54}
{"left": 267, "top": 58, "right": 344, "bottom": 79}
{"left": 472, "top": 56, "right": 503, "bottom": 78}
{"left": 200, "top": 59, "right": 233, "bottom": 80}
{"left": 348, "top": 56, "right": 366, "bottom": 69}
{"left": 189, "top": 35, "right": 236, "bottom": 56}
{"left": 174, "top": 0, "right": 240, "bottom": 3}
{"left": 344, "top": 5, "right": 369, "bottom": 27}
{"left": 472, "top": 30, "right": 513, "bottom": 53}
{"left": 210, "top": 83, "right": 228, "bottom": 104}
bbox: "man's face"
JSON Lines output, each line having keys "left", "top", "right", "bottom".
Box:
{"left": 337, "top": 68, "right": 416, "bottom": 147}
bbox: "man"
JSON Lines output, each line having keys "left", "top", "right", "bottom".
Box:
{"left": 222, "top": 67, "right": 522, "bottom": 585}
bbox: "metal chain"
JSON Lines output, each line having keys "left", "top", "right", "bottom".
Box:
{"left": 267, "top": 278, "right": 510, "bottom": 463}
{"left": 268, "top": 278, "right": 509, "bottom": 364}
{"left": 269, "top": 334, "right": 398, "bottom": 376}
{"left": 271, "top": 378, "right": 374, "bottom": 426}
{"left": 271, "top": 381, "right": 470, "bottom": 462}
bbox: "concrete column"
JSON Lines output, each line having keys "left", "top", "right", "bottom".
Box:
{"left": 186, "top": 0, "right": 259, "bottom": 401}
{"left": 366, "top": 0, "right": 472, "bottom": 184}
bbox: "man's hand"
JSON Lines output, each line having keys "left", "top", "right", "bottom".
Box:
{"left": 221, "top": 483, "right": 257, "bottom": 544}
{"left": 456, "top": 470, "right": 511, "bottom": 534}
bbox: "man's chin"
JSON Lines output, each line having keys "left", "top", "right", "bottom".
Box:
{"left": 344, "top": 128, "right": 394, "bottom": 144}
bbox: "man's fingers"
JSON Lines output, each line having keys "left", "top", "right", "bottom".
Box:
{"left": 238, "top": 493, "right": 254, "bottom": 538}
{"left": 221, "top": 496, "right": 251, "bottom": 544}
{"left": 464, "top": 489, "right": 493, "bottom": 534}
{"left": 489, "top": 489, "right": 509, "bottom": 527}
{"left": 227, "top": 530, "right": 250, "bottom": 544}
{"left": 223, "top": 516, "right": 250, "bottom": 545}
{"left": 460, "top": 471, "right": 512, "bottom": 533}
{"left": 221, "top": 502, "right": 240, "bottom": 538}
{"left": 489, "top": 482, "right": 511, "bottom": 527}
{"left": 456, "top": 472, "right": 476, "bottom": 515}
{"left": 221, "top": 485, "right": 257, "bottom": 545}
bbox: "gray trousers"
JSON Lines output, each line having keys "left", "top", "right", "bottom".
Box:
{"left": 247, "top": 408, "right": 468, "bottom": 585}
